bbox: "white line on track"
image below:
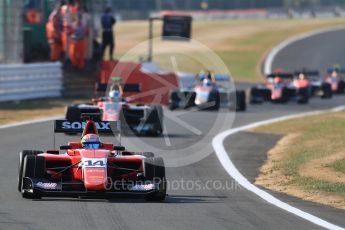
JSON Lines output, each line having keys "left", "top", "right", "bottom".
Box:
{"left": 264, "top": 25, "right": 345, "bottom": 75}
{"left": 212, "top": 105, "right": 345, "bottom": 230}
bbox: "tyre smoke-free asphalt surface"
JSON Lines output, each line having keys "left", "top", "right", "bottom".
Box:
{"left": 271, "top": 28, "right": 345, "bottom": 76}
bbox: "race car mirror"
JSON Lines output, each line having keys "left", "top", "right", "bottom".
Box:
{"left": 162, "top": 15, "right": 192, "bottom": 40}
{"left": 60, "top": 145, "right": 72, "bottom": 150}
{"left": 113, "top": 146, "right": 125, "bottom": 151}
{"left": 54, "top": 120, "right": 120, "bottom": 134}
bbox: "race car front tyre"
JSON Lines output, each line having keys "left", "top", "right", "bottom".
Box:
{"left": 17, "top": 150, "right": 43, "bottom": 192}
{"left": 21, "top": 155, "right": 45, "bottom": 199}
{"left": 208, "top": 90, "right": 220, "bottom": 110}
{"left": 65, "top": 105, "right": 80, "bottom": 121}
{"left": 185, "top": 92, "right": 196, "bottom": 109}
{"left": 144, "top": 157, "right": 166, "bottom": 201}
{"left": 250, "top": 87, "right": 271, "bottom": 104}
{"left": 146, "top": 106, "right": 163, "bottom": 136}
{"left": 169, "top": 91, "right": 180, "bottom": 110}
{"left": 321, "top": 83, "right": 332, "bottom": 99}
{"left": 297, "top": 87, "right": 309, "bottom": 104}
{"left": 337, "top": 81, "right": 345, "bottom": 94}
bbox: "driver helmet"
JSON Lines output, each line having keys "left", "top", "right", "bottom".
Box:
{"left": 298, "top": 73, "right": 305, "bottom": 80}
{"left": 203, "top": 78, "right": 213, "bottom": 87}
{"left": 81, "top": 134, "right": 101, "bottom": 149}
{"left": 109, "top": 90, "right": 121, "bottom": 101}
{"left": 274, "top": 76, "right": 283, "bottom": 84}
{"left": 331, "top": 70, "right": 338, "bottom": 78}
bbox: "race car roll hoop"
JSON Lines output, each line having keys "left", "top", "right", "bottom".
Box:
{"left": 18, "top": 114, "right": 167, "bottom": 201}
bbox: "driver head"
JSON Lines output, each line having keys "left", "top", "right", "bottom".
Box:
{"left": 109, "top": 90, "right": 121, "bottom": 101}
{"left": 274, "top": 76, "right": 283, "bottom": 84}
{"left": 299, "top": 73, "right": 305, "bottom": 80}
{"left": 81, "top": 134, "right": 101, "bottom": 149}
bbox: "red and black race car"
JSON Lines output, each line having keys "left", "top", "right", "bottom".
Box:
{"left": 65, "top": 82, "right": 164, "bottom": 136}
{"left": 17, "top": 116, "right": 166, "bottom": 201}
{"left": 294, "top": 70, "right": 332, "bottom": 99}
{"left": 250, "top": 73, "right": 310, "bottom": 104}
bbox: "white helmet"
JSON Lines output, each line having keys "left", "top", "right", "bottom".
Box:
{"left": 203, "top": 78, "right": 212, "bottom": 87}
{"left": 109, "top": 90, "right": 121, "bottom": 101}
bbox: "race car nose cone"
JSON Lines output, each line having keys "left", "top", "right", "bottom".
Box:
{"left": 83, "top": 168, "right": 108, "bottom": 191}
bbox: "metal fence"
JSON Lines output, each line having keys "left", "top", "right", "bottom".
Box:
{"left": 0, "top": 62, "right": 63, "bottom": 101}
{"left": 0, "top": 0, "right": 23, "bottom": 64}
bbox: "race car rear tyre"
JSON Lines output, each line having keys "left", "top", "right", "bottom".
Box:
{"left": 17, "top": 150, "right": 43, "bottom": 192}
{"left": 321, "top": 83, "right": 332, "bottom": 99}
{"left": 144, "top": 157, "right": 166, "bottom": 201}
{"left": 236, "top": 90, "right": 246, "bottom": 111}
{"left": 208, "top": 90, "right": 220, "bottom": 110}
{"left": 21, "top": 155, "right": 45, "bottom": 199}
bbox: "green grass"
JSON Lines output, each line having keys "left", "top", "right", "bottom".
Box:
{"left": 294, "top": 177, "right": 345, "bottom": 196}
{"left": 329, "top": 159, "right": 345, "bottom": 174}
{"left": 216, "top": 51, "right": 261, "bottom": 82}
{"left": 254, "top": 112, "right": 345, "bottom": 196}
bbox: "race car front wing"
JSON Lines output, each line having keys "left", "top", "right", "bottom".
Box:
{"left": 22, "top": 177, "right": 161, "bottom": 198}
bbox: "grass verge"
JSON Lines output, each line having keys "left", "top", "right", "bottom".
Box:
{"left": 329, "top": 159, "right": 345, "bottom": 174}
{"left": 253, "top": 111, "right": 345, "bottom": 208}
{"left": 0, "top": 99, "right": 87, "bottom": 126}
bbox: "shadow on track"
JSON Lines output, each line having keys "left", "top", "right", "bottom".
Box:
{"left": 30, "top": 194, "right": 225, "bottom": 204}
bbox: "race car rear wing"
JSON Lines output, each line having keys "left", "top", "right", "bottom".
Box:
{"left": 266, "top": 73, "right": 294, "bottom": 79}
{"left": 199, "top": 74, "right": 230, "bottom": 82}
{"left": 327, "top": 67, "right": 345, "bottom": 74}
{"left": 294, "top": 70, "right": 320, "bottom": 81}
{"left": 54, "top": 120, "right": 120, "bottom": 134}
{"left": 95, "top": 83, "right": 141, "bottom": 93}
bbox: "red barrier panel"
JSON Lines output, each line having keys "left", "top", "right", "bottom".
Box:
{"left": 99, "top": 60, "right": 179, "bottom": 105}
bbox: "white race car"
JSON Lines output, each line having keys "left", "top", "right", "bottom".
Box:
{"left": 169, "top": 74, "right": 246, "bottom": 111}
